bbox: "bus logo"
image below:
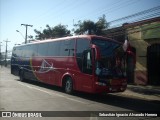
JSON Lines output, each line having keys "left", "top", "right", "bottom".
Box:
{"left": 2, "top": 112, "right": 11, "bottom": 117}
{"left": 39, "top": 59, "right": 53, "bottom": 72}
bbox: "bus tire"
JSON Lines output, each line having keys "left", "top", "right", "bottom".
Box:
{"left": 19, "top": 70, "right": 25, "bottom": 82}
{"left": 64, "top": 77, "right": 73, "bottom": 94}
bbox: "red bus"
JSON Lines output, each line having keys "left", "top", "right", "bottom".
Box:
{"left": 11, "top": 35, "right": 133, "bottom": 94}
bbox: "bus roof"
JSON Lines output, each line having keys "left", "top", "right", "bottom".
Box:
{"left": 14, "top": 35, "right": 121, "bottom": 47}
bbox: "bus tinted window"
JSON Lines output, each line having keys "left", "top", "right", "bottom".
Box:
{"left": 60, "top": 39, "right": 75, "bottom": 56}
{"left": 38, "top": 43, "right": 48, "bottom": 56}
{"left": 25, "top": 45, "right": 32, "bottom": 57}
{"left": 17, "top": 46, "right": 22, "bottom": 57}
{"left": 76, "top": 39, "right": 90, "bottom": 71}
{"left": 92, "top": 39, "right": 120, "bottom": 57}
{"left": 31, "top": 44, "right": 38, "bottom": 57}
{"left": 76, "top": 39, "right": 90, "bottom": 57}
{"left": 12, "top": 47, "right": 16, "bottom": 57}
{"left": 48, "top": 41, "right": 61, "bottom": 56}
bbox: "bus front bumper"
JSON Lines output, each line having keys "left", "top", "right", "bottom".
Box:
{"left": 94, "top": 79, "right": 127, "bottom": 93}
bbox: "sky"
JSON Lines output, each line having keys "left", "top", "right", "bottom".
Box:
{"left": 0, "top": 0, "right": 160, "bottom": 53}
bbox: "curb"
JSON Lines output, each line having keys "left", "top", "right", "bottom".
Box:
{"left": 127, "top": 85, "right": 160, "bottom": 95}
{"left": 110, "top": 85, "right": 160, "bottom": 101}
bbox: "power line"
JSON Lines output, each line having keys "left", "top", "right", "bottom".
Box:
{"left": 105, "top": 23, "right": 160, "bottom": 39}
{"left": 71, "top": 1, "right": 159, "bottom": 29}
{"left": 69, "top": 0, "right": 143, "bottom": 30}
{"left": 30, "top": 1, "right": 160, "bottom": 42}
{"left": 30, "top": 0, "right": 159, "bottom": 31}
{"left": 33, "top": 0, "right": 133, "bottom": 28}
{"left": 32, "top": 0, "right": 82, "bottom": 25}
{"left": 108, "top": 5, "right": 160, "bottom": 24}
{"left": 108, "top": 6, "right": 160, "bottom": 28}
{"left": 94, "top": 0, "right": 141, "bottom": 20}
{"left": 72, "top": 0, "right": 123, "bottom": 21}
{"left": 44, "top": 0, "right": 90, "bottom": 24}
{"left": 72, "top": 0, "right": 134, "bottom": 22}
{"left": 109, "top": 12, "right": 160, "bottom": 28}
{"left": 31, "top": 0, "right": 66, "bottom": 24}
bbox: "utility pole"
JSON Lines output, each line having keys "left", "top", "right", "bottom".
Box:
{"left": 0, "top": 42, "right": 2, "bottom": 67}
{"left": 4, "top": 39, "right": 10, "bottom": 67}
{"left": 21, "top": 24, "right": 33, "bottom": 44}
{"left": 0, "top": 42, "right": 2, "bottom": 56}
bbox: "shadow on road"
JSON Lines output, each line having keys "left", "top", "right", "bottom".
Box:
{"left": 128, "top": 87, "right": 160, "bottom": 97}
{"left": 15, "top": 79, "right": 160, "bottom": 112}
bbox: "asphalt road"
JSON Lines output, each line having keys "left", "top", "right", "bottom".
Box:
{"left": 0, "top": 67, "right": 159, "bottom": 120}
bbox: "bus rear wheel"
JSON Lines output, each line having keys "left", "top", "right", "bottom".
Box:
{"left": 19, "top": 70, "right": 25, "bottom": 82}
{"left": 64, "top": 77, "right": 73, "bottom": 94}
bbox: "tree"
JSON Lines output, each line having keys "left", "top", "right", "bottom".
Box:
{"left": 95, "top": 15, "right": 109, "bottom": 35}
{"left": 74, "top": 15, "right": 109, "bottom": 35}
{"left": 28, "top": 35, "right": 33, "bottom": 40}
{"left": 53, "top": 24, "right": 70, "bottom": 38}
{"left": 34, "top": 24, "right": 71, "bottom": 40}
{"left": 74, "top": 20, "right": 95, "bottom": 35}
{"left": 34, "top": 29, "right": 43, "bottom": 40}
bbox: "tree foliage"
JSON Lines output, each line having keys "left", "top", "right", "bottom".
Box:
{"left": 34, "top": 24, "right": 70, "bottom": 40}
{"left": 34, "top": 15, "right": 109, "bottom": 40}
{"left": 74, "top": 15, "right": 109, "bottom": 35}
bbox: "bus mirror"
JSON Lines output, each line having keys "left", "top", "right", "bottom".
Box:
{"left": 91, "top": 44, "right": 101, "bottom": 60}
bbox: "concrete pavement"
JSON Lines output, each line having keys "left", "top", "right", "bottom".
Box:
{"left": 0, "top": 66, "right": 160, "bottom": 120}
{"left": 112, "top": 84, "right": 160, "bottom": 101}
{"left": 1, "top": 66, "right": 160, "bottom": 101}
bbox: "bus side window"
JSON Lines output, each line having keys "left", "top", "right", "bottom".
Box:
{"left": 12, "top": 47, "right": 16, "bottom": 57}
{"left": 31, "top": 44, "right": 38, "bottom": 57}
{"left": 38, "top": 43, "right": 48, "bottom": 56}
{"left": 82, "top": 50, "right": 92, "bottom": 74}
{"left": 60, "top": 39, "right": 75, "bottom": 56}
{"left": 48, "top": 41, "right": 61, "bottom": 56}
{"left": 17, "top": 47, "right": 22, "bottom": 57}
{"left": 76, "top": 39, "right": 90, "bottom": 73}
{"left": 25, "top": 45, "right": 31, "bottom": 57}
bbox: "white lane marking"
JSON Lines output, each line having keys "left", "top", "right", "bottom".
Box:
{"left": 18, "top": 82, "right": 34, "bottom": 89}
{"left": 18, "top": 82, "right": 86, "bottom": 104}
{"left": 18, "top": 82, "right": 65, "bottom": 97}
{"left": 66, "top": 97, "right": 86, "bottom": 104}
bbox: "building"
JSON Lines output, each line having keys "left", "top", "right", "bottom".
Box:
{"left": 105, "top": 17, "right": 160, "bottom": 85}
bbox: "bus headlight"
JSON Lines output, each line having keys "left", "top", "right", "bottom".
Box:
{"left": 95, "top": 82, "right": 106, "bottom": 86}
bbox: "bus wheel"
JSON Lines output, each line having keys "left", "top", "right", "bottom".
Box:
{"left": 64, "top": 77, "right": 73, "bottom": 94}
{"left": 19, "top": 70, "right": 25, "bottom": 82}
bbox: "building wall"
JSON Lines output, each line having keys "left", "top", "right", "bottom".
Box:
{"left": 127, "top": 21, "right": 160, "bottom": 85}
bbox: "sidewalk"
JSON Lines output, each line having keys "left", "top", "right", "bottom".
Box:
{"left": 114, "top": 84, "right": 160, "bottom": 101}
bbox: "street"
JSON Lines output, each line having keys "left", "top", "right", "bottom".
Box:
{"left": 0, "top": 67, "right": 159, "bottom": 120}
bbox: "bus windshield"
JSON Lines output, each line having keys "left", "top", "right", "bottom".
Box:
{"left": 92, "top": 39, "right": 120, "bottom": 57}
{"left": 92, "top": 39, "right": 126, "bottom": 78}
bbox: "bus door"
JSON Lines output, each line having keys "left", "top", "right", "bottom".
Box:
{"left": 74, "top": 39, "right": 94, "bottom": 92}
{"left": 75, "top": 49, "right": 94, "bottom": 92}
{"left": 82, "top": 49, "right": 94, "bottom": 92}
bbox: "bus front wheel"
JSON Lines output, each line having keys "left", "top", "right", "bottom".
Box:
{"left": 64, "top": 77, "right": 73, "bottom": 94}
